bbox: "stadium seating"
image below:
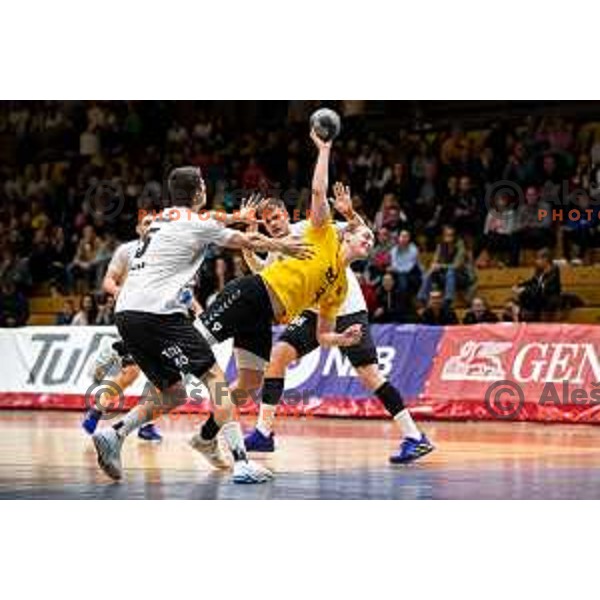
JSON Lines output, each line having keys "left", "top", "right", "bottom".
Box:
{"left": 26, "top": 264, "right": 600, "bottom": 326}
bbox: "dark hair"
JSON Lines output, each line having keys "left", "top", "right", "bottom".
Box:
{"left": 537, "top": 248, "right": 552, "bottom": 263}
{"left": 80, "top": 293, "right": 98, "bottom": 322}
{"left": 168, "top": 166, "right": 203, "bottom": 207}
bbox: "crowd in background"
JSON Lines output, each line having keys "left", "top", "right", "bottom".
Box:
{"left": 1, "top": 100, "right": 600, "bottom": 327}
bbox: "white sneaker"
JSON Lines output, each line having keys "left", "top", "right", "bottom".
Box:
{"left": 92, "top": 428, "right": 123, "bottom": 481}
{"left": 232, "top": 460, "right": 274, "bottom": 484}
{"left": 189, "top": 434, "right": 231, "bottom": 470}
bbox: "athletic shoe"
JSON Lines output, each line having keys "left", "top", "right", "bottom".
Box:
{"left": 389, "top": 433, "right": 434, "bottom": 465}
{"left": 244, "top": 428, "right": 275, "bottom": 452}
{"left": 82, "top": 408, "right": 102, "bottom": 435}
{"left": 92, "top": 428, "right": 124, "bottom": 481}
{"left": 232, "top": 460, "right": 274, "bottom": 484}
{"left": 137, "top": 423, "right": 162, "bottom": 442}
{"left": 189, "top": 434, "right": 231, "bottom": 469}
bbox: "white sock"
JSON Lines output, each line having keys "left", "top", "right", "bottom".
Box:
{"left": 220, "top": 421, "right": 248, "bottom": 463}
{"left": 257, "top": 403, "right": 276, "bottom": 437}
{"left": 114, "top": 404, "right": 153, "bottom": 438}
{"left": 394, "top": 409, "right": 421, "bottom": 440}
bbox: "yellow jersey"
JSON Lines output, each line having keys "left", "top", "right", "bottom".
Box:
{"left": 260, "top": 220, "right": 347, "bottom": 323}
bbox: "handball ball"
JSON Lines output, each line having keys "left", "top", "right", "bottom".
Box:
{"left": 310, "top": 108, "right": 341, "bottom": 142}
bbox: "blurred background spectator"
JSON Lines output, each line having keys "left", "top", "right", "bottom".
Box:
{"left": 513, "top": 249, "right": 562, "bottom": 322}
{"left": 462, "top": 297, "right": 499, "bottom": 324}
{"left": 418, "top": 289, "right": 459, "bottom": 325}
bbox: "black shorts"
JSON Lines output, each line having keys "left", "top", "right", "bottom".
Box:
{"left": 199, "top": 275, "right": 274, "bottom": 364}
{"left": 112, "top": 339, "right": 136, "bottom": 368}
{"left": 115, "top": 311, "right": 216, "bottom": 389}
{"left": 279, "top": 310, "right": 378, "bottom": 368}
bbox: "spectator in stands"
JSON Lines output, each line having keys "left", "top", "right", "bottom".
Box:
{"left": 517, "top": 186, "right": 555, "bottom": 251}
{"left": 356, "top": 271, "right": 378, "bottom": 318}
{"left": 389, "top": 229, "right": 422, "bottom": 294}
{"left": 68, "top": 226, "right": 99, "bottom": 292}
{"left": 483, "top": 191, "right": 520, "bottom": 266}
{"left": 80, "top": 123, "right": 100, "bottom": 157}
{"left": 440, "top": 126, "right": 465, "bottom": 165}
{"left": 242, "top": 157, "right": 266, "bottom": 190}
{"left": 383, "top": 163, "right": 410, "bottom": 204}
{"left": 562, "top": 193, "right": 599, "bottom": 265}
{"left": 374, "top": 194, "right": 405, "bottom": 232}
{"left": 0, "top": 281, "right": 29, "bottom": 327}
{"left": 48, "top": 226, "right": 69, "bottom": 287}
{"left": 28, "top": 229, "right": 51, "bottom": 285}
{"left": 168, "top": 118, "right": 188, "bottom": 143}
{"left": 413, "top": 160, "right": 443, "bottom": 250}
{"left": 445, "top": 175, "right": 483, "bottom": 252}
{"left": 462, "top": 297, "right": 499, "bottom": 324}
{"left": 367, "top": 227, "right": 393, "bottom": 284}
{"left": 418, "top": 289, "right": 459, "bottom": 325}
{"left": 71, "top": 293, "right": 98, "bottom": 326}
{"left": 418, "top": 225, "right": 474, "bottom": 306}
{"left": 93, "top": 233, "right": 118, "bottom": 289}
{"left": 535, "top": 153, "right": 564, "bottom": 198}
{"left": 513, "top": 249, "right": 562, "bottom": 322}
{"left": 500, "top": 300, "right": 521, "bottom": 323}
{"left": 502, "top": 141, "right": 530, "bottom": 185}
{"left": 373, "top": 272, "right": 403, "bottom": 323}
{"left": 368, "top": 150, "right": 393, "bottom": 194}
{"left": 0, "top": 248, "right": 31, "bottom": 290}
{"left": 95, "top": 294, "right": 116, "bottom": 325}
{"left": 56, "top": 299, "right": 76, "bottom": 325}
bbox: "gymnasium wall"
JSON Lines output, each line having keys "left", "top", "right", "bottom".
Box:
{"left": 1, "top": 324, "right": 600, "bottom": 423}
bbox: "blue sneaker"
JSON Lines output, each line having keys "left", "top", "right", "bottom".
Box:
{"left": 138, "top": 423, "right": 163, "bottom": 442}
{"left": 244, "top": 428, "right": 275, "bottom": 452}
{"left": 82, "top": 409, "right": 102, "bottom": 435}
{"left": 389, "top": 433, "right": 434, "bottom": 464}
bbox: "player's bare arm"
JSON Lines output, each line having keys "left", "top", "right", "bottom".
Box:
{"left": 225, "top": 230, "right": 313, "bottom": 260}
{"left": 316, "top": 313, "right": 363, "bottom": 348}
{"left": 309, "top": 128, "right": 332, "bottom": 229}
{"left": 332, "top": 182, "right": 366, "bottom": 229}
{"left": 102, "top": 268, "right": 123, "bottom": 297}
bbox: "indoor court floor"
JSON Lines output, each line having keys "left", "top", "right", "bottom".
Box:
{"left": 1, "top": 410, "right": 600, "bottom": 499}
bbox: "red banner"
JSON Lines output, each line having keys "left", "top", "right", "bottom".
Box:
{"left": 421, "top": 323, "right": 600, "bottom": 422}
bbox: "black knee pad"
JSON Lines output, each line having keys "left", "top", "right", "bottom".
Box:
{"left": 262, "top": 378, "right": 285, "bottom": 406}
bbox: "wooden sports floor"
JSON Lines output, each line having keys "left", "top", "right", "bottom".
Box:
{"left": 1, "top": 410, "right": 600, "bottom": 499}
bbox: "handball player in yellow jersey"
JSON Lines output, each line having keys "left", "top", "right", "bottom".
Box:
{"left": 241, "top": 184, "right": 434, "bottom": 464}
{"left": 194, "top": 129, "right": 376, "bottom": 451}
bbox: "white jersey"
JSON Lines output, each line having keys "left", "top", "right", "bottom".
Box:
{"left": 265, "top": 220, "right": 367, "bottom": 317}
{"left": 116, "top": 207, "right": 235, "bottom": 315}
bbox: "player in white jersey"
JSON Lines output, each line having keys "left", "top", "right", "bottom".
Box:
{"left": 90, "top": 166, "right": 312, "bottom": 484}
{"left": 81, "top": 215, "right": 162, "bottom": 441}
{"left": 242, "top": 184, "right": 434, "bottom": 464}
